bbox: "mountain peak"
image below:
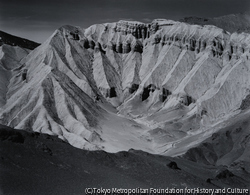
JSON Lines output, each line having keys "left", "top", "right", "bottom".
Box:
{"left": 1, "top": 16, "right": 250, "bottom": 192}
{"left": 0, "top": 18, "right": 250, "bottom": 156}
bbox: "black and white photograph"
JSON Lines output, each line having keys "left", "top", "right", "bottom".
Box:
{"left": 1, "top": 0, "right": 250, "bottom": 194}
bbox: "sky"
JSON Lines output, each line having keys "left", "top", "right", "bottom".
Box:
{"left": 0, "top": 0, "right": 250, "bottom": 43}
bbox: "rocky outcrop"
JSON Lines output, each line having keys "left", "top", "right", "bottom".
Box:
{"left": 141, "top": 84, "right": 156, "bottom": 101}
{"left": 1, "top": 19, "right": 250, "bottom": 154}
{"left": 70, "top": 30, "right": 80, "bottom": 40}
{"left": 115, "top": 21, "right": 151, "bottom": 39}
{"left": 159, "top": 88, "right": 171, "bottom": 102}
{"left": 129, "top": 84, "right": 139, "bottom": 94}
{"left": 99, "top": 87, "right": 117, "bottom": 98}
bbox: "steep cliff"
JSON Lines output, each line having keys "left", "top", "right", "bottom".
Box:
{"left": 0, "top": 19, "right": 250, "bottom": 155}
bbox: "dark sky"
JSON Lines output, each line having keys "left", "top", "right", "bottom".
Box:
{"left": 0, "top": 0, "right": 249, "bottom": 43}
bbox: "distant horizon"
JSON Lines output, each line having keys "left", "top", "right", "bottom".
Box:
{"left": 1, "top": 0, "right": 250, "bottom": 43}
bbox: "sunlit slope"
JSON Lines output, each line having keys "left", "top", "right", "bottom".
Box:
{"left": 0, "top": 19, "right": 250, "bottom": 154}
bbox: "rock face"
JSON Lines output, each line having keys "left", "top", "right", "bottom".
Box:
{"left": 0, "top": 19, "right": 250, "bottom": 155}
{"left": 0, "top": 44, "right": 30, "bottom": 107}
{"left": 0, "top": 30, "right": 40, "bottom": 50}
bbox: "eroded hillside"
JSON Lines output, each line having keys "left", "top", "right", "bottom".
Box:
{"left": 0, "top": 19, "right": 250, "bottom": 156}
